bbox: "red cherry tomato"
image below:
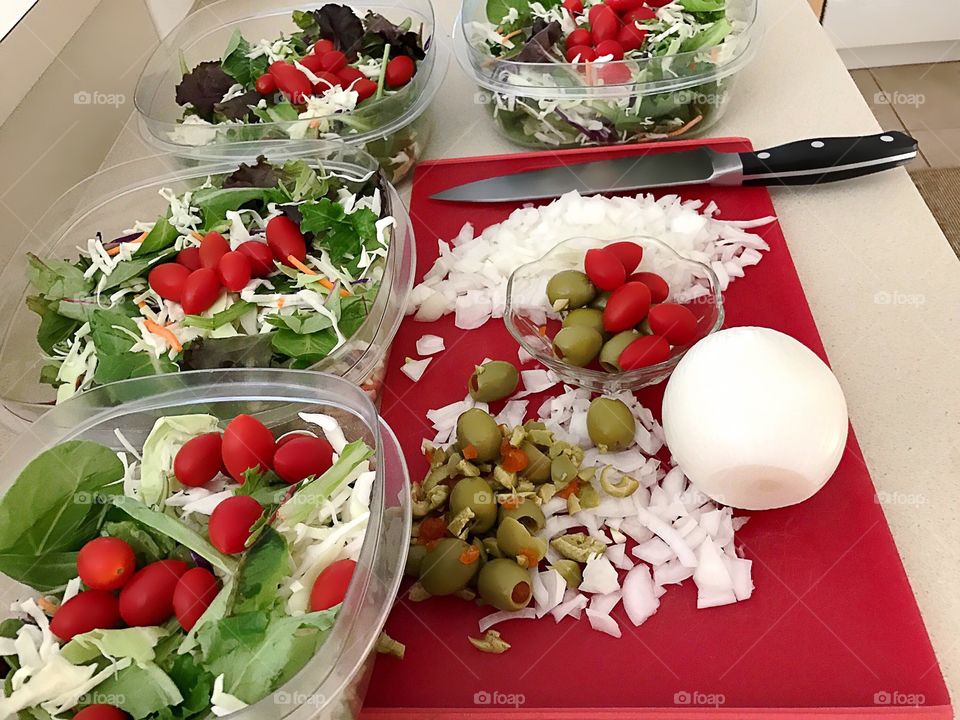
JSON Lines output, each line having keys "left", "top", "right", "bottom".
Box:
{"left": 354, "top": 79, "right": 378, "bottom": 101}
{"left": 73, "top": 704, "right": 129, "bottom": 720}
{"left": 218, "top": 251, "right": 252, "bottom": 292}
{"left": 276, "top": 431, "right": 313, "bottom": 448}
{"left": 320, "top": 50, "right": 348, "bottom": 73}
{"left": 313, "top": 39, "right": 335, "bottom": 55}
{"left": 199, "top": 232, "right": 229, "bottom": 270}
{"left": 222, "top": 414, "right": 276, "bottom": 482}
{"left": 310, "top": 559, "right": 357, "bottom": 611}
{"left": 269, "top": 61, "right": 313, "bottom": 104}
{"left": 618, "top": 22, "right": 649, "bottom": 51}
{"left": 147, "top": 263, "right": 190, "bottom": 303}
{"left": 77, "top": 537, "right": 136, "bottom": 591}
{"left": 385, "top": 56, "right": 416, "bottom": 88}
{"left": 589, "top": 4, "right": 620, "bottom": 43}
{"left": 273, "top": 436, "right": 335, "bottom": 484}
{"left": 646, "top": 0, "right": 673, "bottom": 6}
{"left": 119, "top": 560, "right": 189, "bottom": 627}
{"left": 584, "top": 247, "right": 626, "bottom": 291}
{"left": 619, "top": 334, "right": 671, "bottom": 369}
{"left": 603, "top": 281, "right": 651, "bottom": 332}
{"left": 208, "top": 495, "right": 264, "bottom": 554}
{"left": 237, "top": 241, "right": 275, "bottom": 277}
{"left": 600, "top": 62, "right": 633, "bottom": 84}
{"left": 562, "top": 0, "right": 584, "bottom": 14}
{"left": 254, "top": 73, "right": 277, "bottom": 95}
{"left": 606, "top": 0, "right": 644, "bottom": 11}
{"left": 176, "top": 246, "right": 202, "bottom": 271}
{"left": 567, "top": 28, "right": 592, "bottom": 47}
{"left": 606, "top": 241, "right": 643, "bottom": 273}
{"left": 298, "top": 53, "right": 325, "bottom": 74}
{"left": 266, "top": 216, "right": 307, "bottom": 266}
{"left": 595, "top": 39, "right": 625, "bottom": 60}
{"left": 313, "top": 71, "right": 342, "bottom": 92}
{"left": 51, "top": 590, "right": 121, "bottom": 641}
{"left": 174, "top": 432, "right": 223, "bottom": 488}
{"left": 338, "top": 66, "right": 365, "bottom": 85}
{"left": 647, "top": 303, "right": 698, "bottom": 345}
{"left": 173, "top": 567, "right": 220, "bottom": 631}
{"left": 566, "top": 45, "right": 597, "bottom": 63}
{"left": 624, "top": 6, "right": 657, "bottom": 22}
{"left": 180, "top": 268, "right": 222, "bottom": 315}
{"left": 628, "top": 271, "right": 669, "bottom": 303}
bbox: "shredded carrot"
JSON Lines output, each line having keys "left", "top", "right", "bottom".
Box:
{"left": 667, "top": 114, "right": 703, "bottom": 138}
{"left": 538, "top": 325, "right": 548, "bottom": 337}
{"left": 143, "top": 318, "right": 182, "bottom": 352}
{"left": 277, "top": 297, "right": 286, "bottom": 309}
{"left": 106, "top": 231, "right": 147, "bottom": 256}
{"left": 459, "top": 545, "right": 481, "bottom": 565}
{"left": 501, "top": 29, "right": 524, "bottom": 42}
{"left": 37, "top": 596, "right": 59, "bottom": 615}
{"left": 462, "top": 444, "right": 479, "bottom": 461}
{"left": 556, "top": 479, "right": 580, "bottom": 500}
{"left": 286, "top": 255, "right": 352, "bottom": 297}
{"left": 191, "top": 230, "right": 205, "bottom": 243}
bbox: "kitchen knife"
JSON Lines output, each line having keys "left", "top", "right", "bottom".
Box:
{"left": 431, "top": 132, "right": 918, "bottom": 203}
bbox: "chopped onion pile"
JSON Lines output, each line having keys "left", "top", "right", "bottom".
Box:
{"left": 408, "top": 192, "right": 774, "bottom": 329}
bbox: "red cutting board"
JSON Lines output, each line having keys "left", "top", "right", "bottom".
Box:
{"left": 362, "top": 138, "right": 951, "bottom": 719}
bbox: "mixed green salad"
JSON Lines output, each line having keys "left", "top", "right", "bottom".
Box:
{"left": 172, "top": 5, "right": 430, "bottom": 181}
{"left": 0, "top": 410, "right": 377, "bottom": 719}
{"left": 464, "top": 0, "right": 744, "bottom": 147}
{"left": 26, "top": 157, "right": 393, "bottom": 404}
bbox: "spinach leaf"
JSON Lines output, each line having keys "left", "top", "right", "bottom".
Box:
{"left": 26, "top": 296, "right": 81, "bottom": 353}
{"left": 183, "top": 301, "right": 255, "bottom": 330}
{"left": 265, "top": 309, "right": 334, "bottom": 335}
{"left": 26, "top": 254, "right": 91, "bottom": 300}
{"left": 221, "top": 30, "right": 270, "bottom": 87}
{"left": 162, "top": 652, "right": 215, "bottom": 719}
{"left": 680, "top": 0, "right": 726, "bottom": 11}
{"left": 486, "top": 0, "right": 532, "bottom": 24}
{"left": 232, "top": 526, "right": 291, "bottom": 615}
{"left": 0, "top": 441, "right": 123, "bottom": 591}
{"left": 89, "top": 309, "right": 178, "bottom": 384}
{"left": 136, "top": 217, "right": 179, "bottom": 256}
{"left": 100, "top": 249, "right": 175, "bottom": 292}
{"left": 180, "top": 333, "right": 275, "bottom": 371}
{"left": 192, "top": 187, "right": 287, "bottom": 231}
{"left": 298, "top": 199, "right": 380, "bottom": 274}
{"left": 271, "top": 327, "right": 339, "bottom": 366}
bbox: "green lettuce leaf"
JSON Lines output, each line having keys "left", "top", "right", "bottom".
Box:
{"left": 26, "top": 254, "right": 92, "bottom": 300}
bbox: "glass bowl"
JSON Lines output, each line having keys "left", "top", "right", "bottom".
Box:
{"left": 135, "top": 0, "right": 448, "bottom": 183}
{"left": 0, "top": 368, "right": 410, "bottom": 720}
{"left": 0, "top": 144, "right": 416, "bottom": 427}
{"left": 455, "top": 0, "right": 758, "bottom": 149}
{"left": 504, "top": 236, "right": 723, "bottom": 393}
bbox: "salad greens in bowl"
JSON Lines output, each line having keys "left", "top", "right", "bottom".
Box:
{"left": 135, "top": 0, "right": 447, "bottom": 183}
{"left": 456, "top": 0, "right": 758, "bottom": 148}
{"left": 0, "top": 369, "right": 410, "bottom": 720}
{"left": 0, "top": 145, "right": 415, "bottom": 425}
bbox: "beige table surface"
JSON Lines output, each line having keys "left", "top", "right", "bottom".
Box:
{"left": 2, "top": 0, "right": 958, "bottom": 710}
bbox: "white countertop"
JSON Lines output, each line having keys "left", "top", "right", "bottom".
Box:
{"left": 3, "top": 0, "right": 958, "bottom": 709}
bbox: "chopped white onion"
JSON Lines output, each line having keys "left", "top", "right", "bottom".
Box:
{"left": 479, "top": 607, "right": 538, "bottom": 633}
{"left": 401, "top": 357, "right": 431, "bottom": 382}
{"left": 622, "top": 565, "right": 660, "bottom": 626}
{"left": 415, "top": 334, "right": 445, "bottom": 356}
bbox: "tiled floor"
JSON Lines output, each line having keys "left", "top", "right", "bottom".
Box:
{"left": 851, "top": 62, "right": 960, "bottom": 168}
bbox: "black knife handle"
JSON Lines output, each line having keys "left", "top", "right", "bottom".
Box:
{"left": 738, "top": 132, "right": 918, "bottom": 187}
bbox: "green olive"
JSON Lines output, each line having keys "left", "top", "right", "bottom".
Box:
{"left": 550, "top": 559, "right": 583, "bottom": 590}
{"left": 546, "top": 270, "right": 595, "bottom": 310}
{"left": 456, "top": 409, "right": 502, "bottom": 462}
{"left": 590, "top": 291, "right": 611, "bottom": 310}
{"left": 519, "top": 442, "right": 551, "bottom": 483}
{"left": 599, "top": 331, "right": 641, "bottom": 372}
{"left": 482, "top": 536, "right": 503, "bottom": 559}
{"left": 496, "top": 516, "right": 547, "bottom": 561}
{"left": 586, "top": 397, "right": 636, "bottom": 452}
{"left": 562, "top": 308, "right": 605, "bottom": 336}
{"left": 477, "top": 558, "right": 533, "bottom": 611}
{"left": 551, "top": 454, "right": 580, "bottom": 485}
{"left": 449, "top": 476, "right": 497, "bottom": 534}
{"left": 498, "top": 498, "right": 546, "bottom": 533}
{"left": 405, "top": 544, "right": 427, "bottom": 578}
{"left": 552, "top": 326, "right": 603, "bottom": 367}
{"left": 468, "top": 361, "right": 520, "bottom": 403}
{"left": 418, "top": 538, "right": 480, "bottom": 595}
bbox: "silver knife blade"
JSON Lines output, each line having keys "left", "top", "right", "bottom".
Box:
{"left": 431, "top": 148, "right": 744, "bottom": 203}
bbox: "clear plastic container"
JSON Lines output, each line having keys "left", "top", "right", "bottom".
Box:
{"left": 0, "top": 368, "right": 410, "bottom": 719}
{"left": 0, "top": 144, "right": 416, "bottom": 427}
{"left": 456, "top": 0, "right": 758, "bottom": 149}
{"left": 135, "top": 0, "right": 448, "bottom": 183}
{"left": 504, "top": 236, "right": 723, "bottom": 393}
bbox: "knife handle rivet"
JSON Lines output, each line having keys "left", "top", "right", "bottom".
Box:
{"left": 881, "top": 135, "right": 894, "bottom": 142}
{"left": 757, "top": 151, "right": 771, "bottom": 160}
{"left": 811, "top": 140, "right": 825, "bottom": 148}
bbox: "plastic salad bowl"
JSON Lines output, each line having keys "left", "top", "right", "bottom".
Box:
{"left": 0, "top": 144, "right": 415, "bottom": 427}
{"left": 0, "top": 368, "right": 410, "bottom": 719}
{"left": 135, "top": 0, "right": 448, "bottom": 183}
{"left": 455, "top": 0, "right": 758, "bottom": 148}
{"left": 504, "top": 235, "right": 723, "bottom": 393}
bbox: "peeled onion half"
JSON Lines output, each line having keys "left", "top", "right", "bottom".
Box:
{"left": 662, "top": 327, "right": 849, "bottom": 511}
